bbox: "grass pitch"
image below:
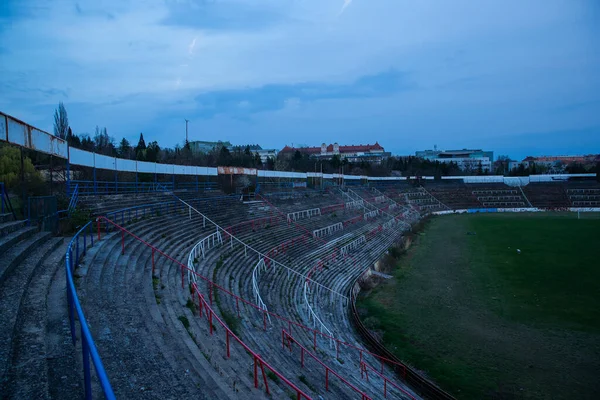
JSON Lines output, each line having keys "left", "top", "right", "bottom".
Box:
{"left": 357, "top": 212, "right": 600, "bottom": 399}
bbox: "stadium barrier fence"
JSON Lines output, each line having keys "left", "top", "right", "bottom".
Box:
{"left": 2, "top": 110, "right": 595, "bottom": 191}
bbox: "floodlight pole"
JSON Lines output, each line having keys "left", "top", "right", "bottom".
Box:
{"left": 185, "top": 119, "right": 189, "bottom": 143}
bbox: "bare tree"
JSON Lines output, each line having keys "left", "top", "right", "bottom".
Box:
{"left": 53, "top": 102, "right": 69, "bottom": 139}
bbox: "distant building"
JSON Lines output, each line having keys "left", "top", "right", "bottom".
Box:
{"left": 522, "top": 155, "right": 598, "bottom": 168}
{"left": 255, "top": 149, "right": 277, "bottom": 163}
{"left": 189, "top": 140, "right": 232, "bottom": 154}
{"left": 279, "top": 142, "right": 388, "bottom": 164}
{"left": 507, "top": 160, "right": 525, "bottom": 172}
{"left": 415, "top": 148, "right": 494, "bottom": 172}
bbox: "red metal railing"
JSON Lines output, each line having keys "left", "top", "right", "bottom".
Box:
{"left": 282, "top": 329, "right": 372, "bottom": 400}
{"left": 97, "top": 216, "right": 310, "bottom": 398}
{"left": 191, "top": 283, "right": 311, "bottom": 399}
{"left": 360, "top": 361, "right": 417, "bottom": 399}
{"left": 96, "top": 215, "right": 416, "bottom": 397}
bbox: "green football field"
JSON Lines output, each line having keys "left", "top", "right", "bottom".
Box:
{"left": 357, "top": 212, "right": 600, "bottom": 399}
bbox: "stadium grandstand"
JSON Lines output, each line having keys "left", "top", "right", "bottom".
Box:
{"left": 1, "top": 111, "right": 599, "bottom": 399}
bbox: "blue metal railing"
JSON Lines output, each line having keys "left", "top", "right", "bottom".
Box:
{"left": 1, "top": 182, "right": 17, "bottom": 220}
{"left": 66, "top": 222, "right": 115, "bottom": 399}
{"left": 68, "top": 184, "right": 79, "bottom": 215}
{"left": 64, "top": 193, "right": 239, "bottom": 398}
{"left": 69, "top": 180, "right": 218, "bottom": 196}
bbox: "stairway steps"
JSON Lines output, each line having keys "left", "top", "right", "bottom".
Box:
{"left": 0, "top": 230, "right": 51, "bottom": 285}
{"left": 0, "top": 213, "right": 15, "bottom": 224}
{"left": 0, "top": 220, "right": 26, "bottom": 237}
{"left": 0, "top": 226, "right": 38, "bottom": 260}
{"left": 2, "top": 237, "right": 66, "bottom": 400}
{"left": 0, "top": 232, "right": 56, "bottom": 390}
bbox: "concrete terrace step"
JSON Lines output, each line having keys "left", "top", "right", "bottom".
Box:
{"left": 67, "top": 193, "right": 418, "bottom": 399}
{"left": 76, "top": 226, "right": 229, "bottom": 399}
{"left": 0, "top": 213, "right": 15, "bottom": 224}
{"left": 0, "top": 226, "right": 38, "bottom": 258}
{"left": 0, "top": 232, "right": 57, "bottom": 392}
{"left": 45, "top": 240, "right": 84, "bottom": 400}
{"left": 2, "top": 237, "right": 66, "bottom": 400}
{"left": 113, "top": 216, "right": 261, "bottom": 397}
{"left": 0, "top": 220, "right": 27, "bottom": 237}
{"left": 0, "top": 230, "right": 51, "bottom": 285}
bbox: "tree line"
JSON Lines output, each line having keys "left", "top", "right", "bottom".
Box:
{"left": 52, "top": 102, "right": 600, "bottom": 178}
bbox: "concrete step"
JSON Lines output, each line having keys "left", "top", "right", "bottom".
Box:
{"left": 0, "top": 226, "right": 37, "bottom": 257}
{"left": 0, "top": 232, "right": 57, "bottom": 391}
{"left": 0, "top": 220, "right": 27, "bottom": 237}
{"left": 2, "top": 237, "right": 66, "bottom": 400}
{"left": 45, "top": 238, "right": 83, "bottom": 400}
{"left": 76, "top": 229, "right": 209, "bottom": 399}
{"left": 0, "top": 230, "right": 51, "bottom": 285}
{"left": 0, "top": 213, "right": 15, "bottom": 224}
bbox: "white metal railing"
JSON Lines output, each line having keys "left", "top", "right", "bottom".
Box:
{"left": 187, "top": 229, "right": 224, "bottom": 284}
{"left": 340, "top": 235, "right": 366, "bottom": 255}
{"left": 340, "top": 190, "right": 354, "bottom": 202}
{"left": 165, "top": 191, "right": 351, "bottom": 332}
{"left": 373, "top": 195, "right": 386, "bottom": 203}
{"left": 345, "top": 200, "right": 364, "bottom": 210}
{"left": 287, "top": 207, "right": 321, "bottom": 223}
{"left": 312, "top": 222, "right": 343, "bottom": 238}
{"left": 363, "top": 210, "right": 380, "bottom": 220}
{"left": 190, "top": 229, "right": 223, "bottom": 259}
{"left": 252, "top": 257, "right": 272, "bottom": 322}
{"left": 303, "top": 280, "right": 334, "bottom": 346}
{"left": 382, "top": 218, "right": 398, "bottom": 230}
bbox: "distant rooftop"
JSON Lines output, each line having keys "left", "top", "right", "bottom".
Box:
{"left": 280, "top": 142, "right": 384, "bottom": 154}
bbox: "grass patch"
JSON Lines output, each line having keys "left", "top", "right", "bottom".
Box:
{"left": 178, "top": 315, "right": 190, "bottom": 330}
{"left": 298, "top": 375, "right": 315, "bottom": 392}
{"left": 221, "top": 309, "right": 241, "bottom": 337}
{"left": 266, "top": 371, "right": 279, "bottom": 384}
{"left": 358, "top": 213, "right": 600, "bottom": 400}
{"left": 186, "top": 298, "right": 197, "bottom": 314}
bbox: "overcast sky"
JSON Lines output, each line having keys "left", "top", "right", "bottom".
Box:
{"left": 1, "top": 0, "right": 599, "bottom": 160}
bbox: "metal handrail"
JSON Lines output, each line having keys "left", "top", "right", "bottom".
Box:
{"left": 64, "top": 195, "right": 418, "bottom": 399}
{"left": 67, "top": 183, "right": 79, "bottom": 215}
{"left": 65, "top": 222, "right": 116, "bottom": 399}
{"left": 0, "top": 182, "right": 17, "bottom": 220}
{"left": 303, "top": 281, "right": 334, "bottom": 341}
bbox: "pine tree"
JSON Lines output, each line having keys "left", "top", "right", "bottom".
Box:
{"left": 136, "top": 133, "right": 146, "bottom": 151}
{"left": 53, "top": 102, "right": 69, "bottom": 139}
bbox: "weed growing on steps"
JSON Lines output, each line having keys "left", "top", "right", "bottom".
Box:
{"left": 178, "top": 315, "right": 190, "bottom": 329}
{"left": 298, "top": 375, "right": 316, "bottom": 391}
{"left": 186, "top": 298, "right": 197, "bottom": 314}
{"left": 210, "top": 255, "right": 241, "bottom": 337}
{"left": 266, "top": 371, "right": 279, "bottom": 384}
{"left": 221, "top": 310, "right": 241, "bottom": 337}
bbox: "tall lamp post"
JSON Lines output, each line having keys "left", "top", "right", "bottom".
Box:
{"left": 185, "top": 119, "right": 189, "bottom": 143}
